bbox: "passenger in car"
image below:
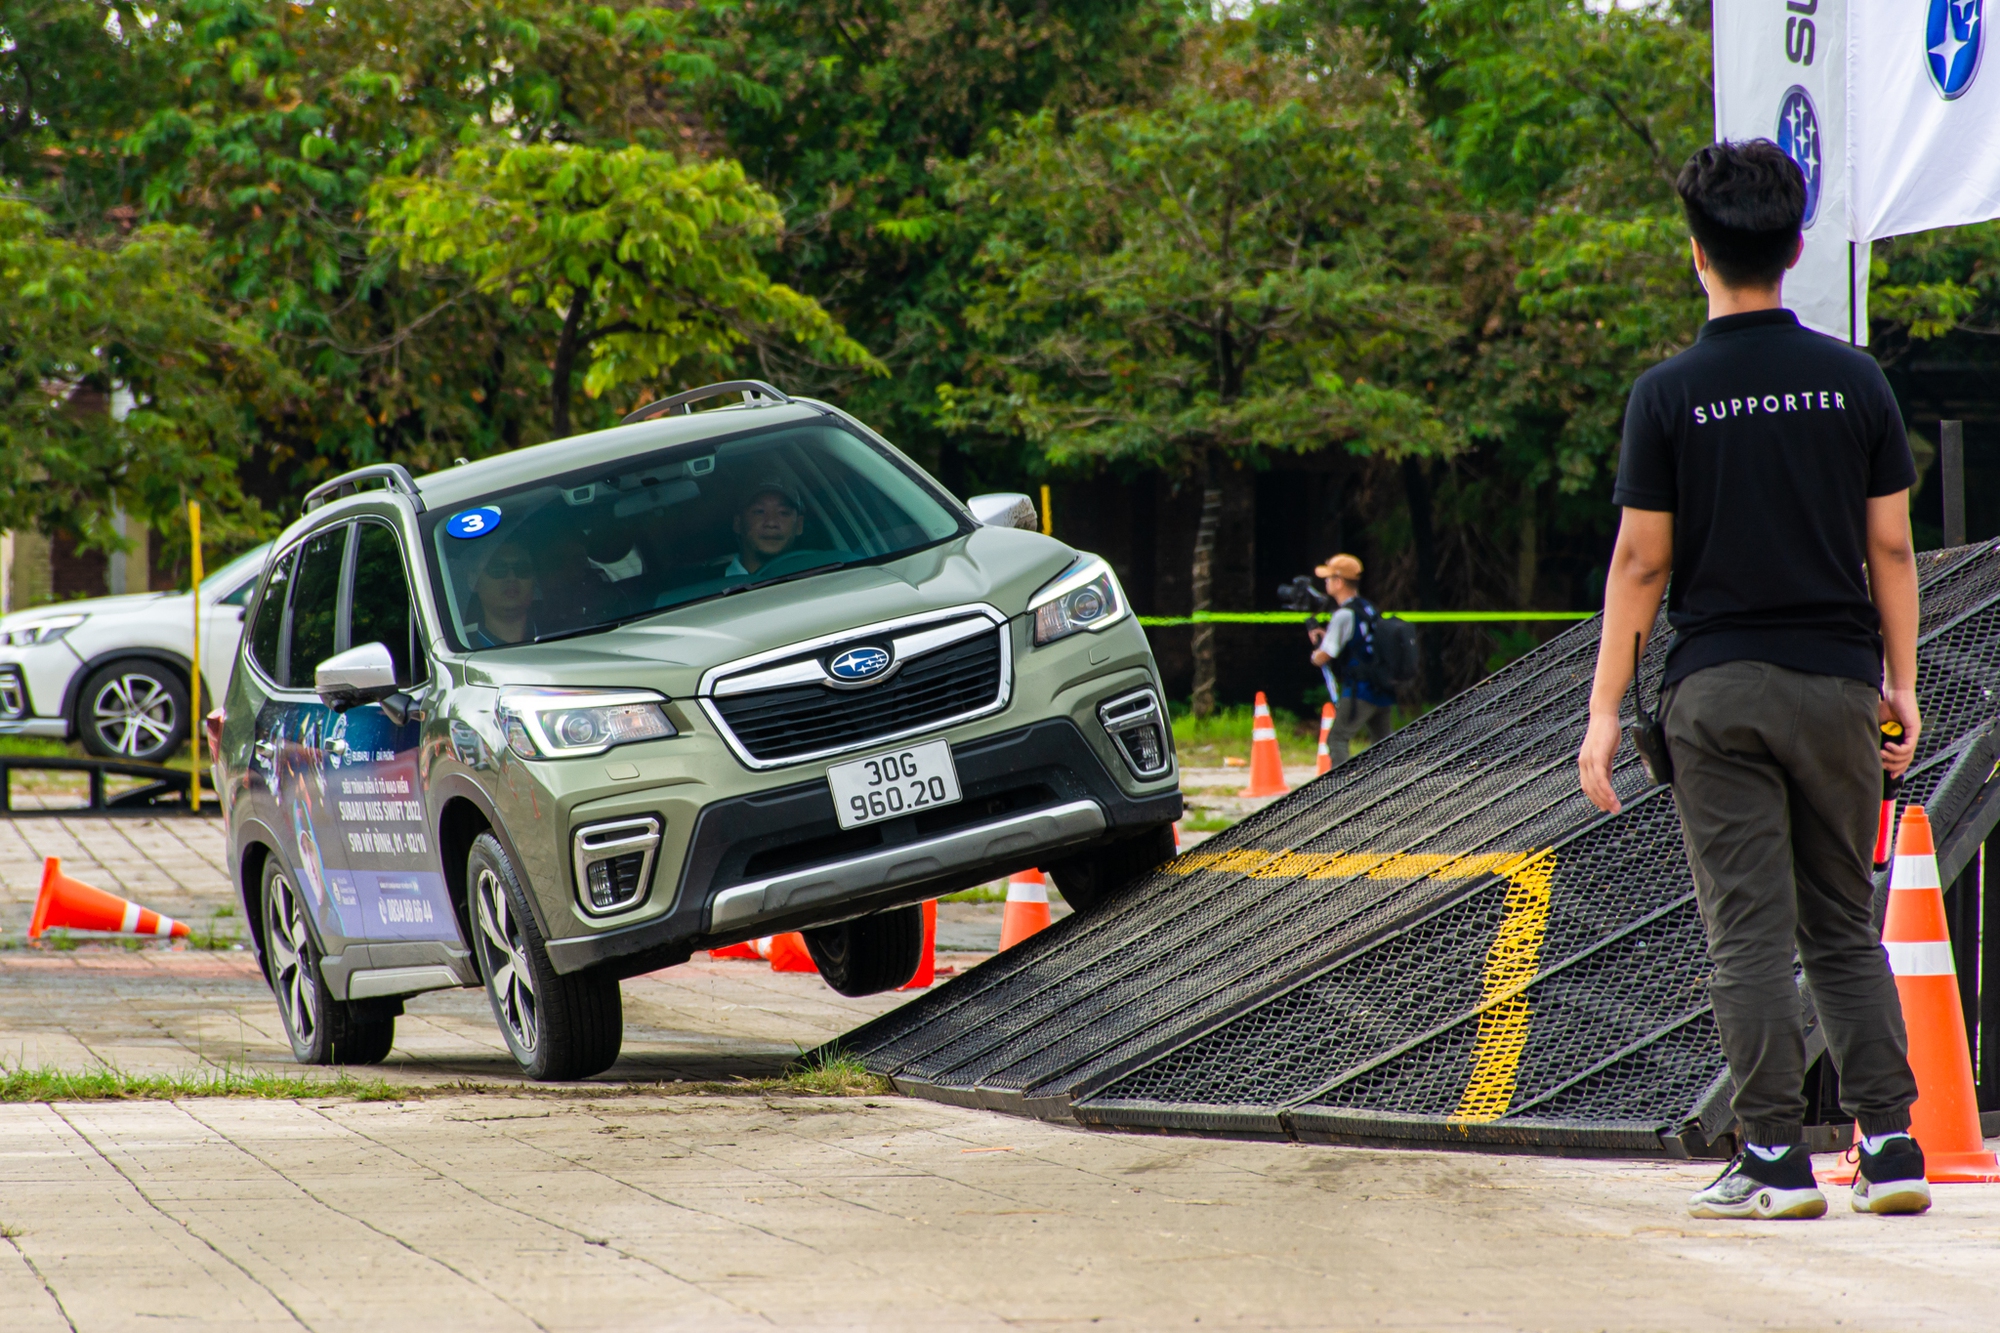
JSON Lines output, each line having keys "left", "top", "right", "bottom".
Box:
{"left": 726, "top": 481, "right": 806, "bottom": 577}
{"left": 465, "top": 541, "right": 539, "bottom": 646}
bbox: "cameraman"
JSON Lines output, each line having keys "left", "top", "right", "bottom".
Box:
{"left": 1308, "top": 554, "right": 1394, "bottom": 763}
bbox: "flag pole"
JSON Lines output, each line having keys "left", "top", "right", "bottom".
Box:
{"left": 1848, "top": 242, "right": 1857, "bottom": 345}
{"left": 188, "top": 501, "right": 202, "bottom": 812}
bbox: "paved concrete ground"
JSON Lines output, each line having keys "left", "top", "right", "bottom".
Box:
{"left": 6, "top": 811, "right": 2000, "bottom": 1329}
{"left": 6, "top": 1085, "right": 2000, "bottom": 1331}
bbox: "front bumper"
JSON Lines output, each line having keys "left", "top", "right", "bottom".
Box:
{"left": 544, "top": 717, "right": 1180, "bottom": 977}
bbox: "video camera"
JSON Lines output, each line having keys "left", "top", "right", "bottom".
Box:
{"left": 1275, "top": 575, "right": 1334, "bottom": 619}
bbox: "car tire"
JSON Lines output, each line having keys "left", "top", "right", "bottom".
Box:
{"left": 261, "top": 856, "right": 397, "bottom": 1065}
{"left": 467, "top": 832, "right": 623, "bottom": 1081}
{"left": 77, "top": 658, "right": 189, "bottom": 763}
{"left": 802, "top": 904, "right": 924, "bottom": 997}
{"left": 1046, "top": 822, "right": 1178, "bottom": 916}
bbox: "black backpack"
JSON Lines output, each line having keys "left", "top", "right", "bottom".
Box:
{"left": 1341, "top": 599, "right": 1418, "bottom": 690}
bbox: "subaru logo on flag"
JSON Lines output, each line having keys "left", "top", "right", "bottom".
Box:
{"left": 1927, "top": 0, "right": 1984, "bottom": 100}
{"left": 1775, "top": 87, "right": 1823, "bottom": 230}
{"left": 828, "top": 645, "right": 892, "bottom": 682}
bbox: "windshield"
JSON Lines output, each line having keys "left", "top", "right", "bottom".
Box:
{"left": 423, "top": 419, "right": 968, "bottom": 650}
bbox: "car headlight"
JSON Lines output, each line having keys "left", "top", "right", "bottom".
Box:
{"left": 3, "top": 614, "right": 86, "bottom": 647}
{"left": 495, "top": 688, "right": 677, "bottom": 759}
{"left": 1028, "top": 555, "right": 1129, "bottom": 646}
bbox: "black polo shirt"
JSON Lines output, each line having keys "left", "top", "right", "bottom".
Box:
{"left": 1612, "top": 308, "right": 1916, "bottom": 690}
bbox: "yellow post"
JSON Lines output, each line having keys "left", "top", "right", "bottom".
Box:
{"left": 188, "top": 502, "right": 203, "bottom": 811}
{"left": 1039, "top": 484, "right": 1053, "bottom": 537}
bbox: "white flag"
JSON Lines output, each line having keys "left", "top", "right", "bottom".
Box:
{"left": 1712, "top": 0, "right": 1870, "bottom": 343}
{"left": 1850, "top": 0, "right": 2000, "bottom": 241}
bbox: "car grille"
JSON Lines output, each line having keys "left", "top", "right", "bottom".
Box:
{"left": 711, "top": 627, "right": 1006, "bottom": 763}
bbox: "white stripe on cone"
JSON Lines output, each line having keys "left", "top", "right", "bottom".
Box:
{"left": 120, "top": 902, "right": 140, "bottom": 933}
{"left": 1252, "top": 728, "right": 1277, "bottom": 741}
{"left": 155, "top": 915, "right": 177, "bottom": 937}
{"left": 1006, "top": 881, "right": 1048, "bottom": 904}
{"left": 1886, "top": 940, "right": 1956, "bottom": 976}
{"left": 1890, "top": 854, "right": 1942, "bottom": 889}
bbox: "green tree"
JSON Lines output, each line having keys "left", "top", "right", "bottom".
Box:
{"left": 0, "top": 200, "right": 287, "bottom": 551}
{"left": 938, "top": 34, "right": 1455, "bottom": 713}
{"left": 369, "top": 144, "right": 881, "bottom": 435}
{"left": 696, "top": 0, "right": 1187, "bottom": 479}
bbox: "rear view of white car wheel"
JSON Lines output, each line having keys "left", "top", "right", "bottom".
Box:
{"left": 260, "top": 856, "right": 396, "bottom": 1065}
{"left": 77, "top": 658, "right": 188, "bottom": 763}
{"left": 468, "top": 832, "right": 623, "bottom": 1081}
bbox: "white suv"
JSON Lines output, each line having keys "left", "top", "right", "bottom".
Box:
{"left": 0, "top": 544, "right": 270, "bottom": 764}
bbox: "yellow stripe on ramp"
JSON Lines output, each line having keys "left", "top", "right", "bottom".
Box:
{"left": 1452, "top": 851, "right": 1557, "bottom": 1123}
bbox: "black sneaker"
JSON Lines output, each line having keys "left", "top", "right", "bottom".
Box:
{"left": 1851, "top": 1134, "right": 1932, "bottom": 1215}
{"left": 1687, "top": 1146, "right": 1827, "bottom": 1220}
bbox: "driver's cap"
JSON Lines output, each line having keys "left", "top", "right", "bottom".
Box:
{"left": 1314, "top": 553, "right": 1363, "bottom": 581}
{"left": 739, "top": 478, "right": 803, "bottom": 511}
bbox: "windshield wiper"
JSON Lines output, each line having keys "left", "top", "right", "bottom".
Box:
{"left": 718, "top": 558, "right": 867, "bottom": 597}
{"left": 525, "top": 608, "right": 664, "bottom": 647}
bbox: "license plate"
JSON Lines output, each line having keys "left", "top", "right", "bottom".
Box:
{"left": 827, "top": 740, "right": 962, "bottom": 830}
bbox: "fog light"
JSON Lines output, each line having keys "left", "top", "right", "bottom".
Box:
{"left": 1097, "top": 689, "right": 1173, "bottom": 779}
{"left": 572, "top": 816, "right": 661, "bottom": 916}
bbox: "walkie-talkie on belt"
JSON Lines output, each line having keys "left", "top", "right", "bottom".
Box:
{"left": 1873, "top": 719, "right": 1905, "bottom": 873}
{"left": 1627, "top": 632, "right": 1673, "bottom": 786}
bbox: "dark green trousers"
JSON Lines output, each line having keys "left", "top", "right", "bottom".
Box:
{"left": 1663, "top": 660, "right": 1918, "bottom": 1146}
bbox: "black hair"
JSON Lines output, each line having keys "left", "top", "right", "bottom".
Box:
{"left": 1675, "top": 141, "right": 1806, "bottom": 289}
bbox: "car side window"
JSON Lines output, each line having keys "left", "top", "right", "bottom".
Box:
{"left": 217, "top": 575, "right": 259, "bottom": 607}
{"left": 284, "top": 526, "right": 348, "bottom": 689}
{"left": 247, "top": 547, "right": 295, "bottom": 681}
{"left": 350, "top": 521, "right": 428, "bottom": 688}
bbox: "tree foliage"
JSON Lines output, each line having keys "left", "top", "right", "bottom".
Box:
{"left": 370, "top": 144, "right": 880, "bottom": 435}
{"left": 0, "top": 200, "right": 286, "bottom": 549}
{"left": 935, "top": 32, "right": 1457, "bottom": 710}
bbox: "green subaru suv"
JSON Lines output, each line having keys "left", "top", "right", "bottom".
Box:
{"left": 219, "top": 382, "right": 1180, "bottom": 1079}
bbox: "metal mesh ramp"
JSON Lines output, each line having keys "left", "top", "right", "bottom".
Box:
{"left": 837, "top": 544, "right": 2000, "bottom": 1155}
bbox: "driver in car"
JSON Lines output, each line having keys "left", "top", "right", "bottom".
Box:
{"left": 726, "top": 481, "right": 806, "bottom": 577}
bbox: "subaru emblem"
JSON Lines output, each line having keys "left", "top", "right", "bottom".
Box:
{"left": 828, "top": 646, "right": 893, "bottom": 682}
{"left": 1928, "top": 0, "right": 1984, "bottom": 101}
{"left": 1775, "top": 86, "right": 1822, "bottom": 230}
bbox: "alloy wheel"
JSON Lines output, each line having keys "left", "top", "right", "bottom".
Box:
{"left": 266, "top": 871, "right": 319, "bottom": 1049}
{"left": 92, "top": 673, "right": 176, "bottom": 758}
{"left": 475, "top": 866, "right": 538, "bottom": 1055}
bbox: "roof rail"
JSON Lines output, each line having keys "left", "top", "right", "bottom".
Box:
{"left": 621, "top": 380, "right": 792, "bottom": 426}
{"left": 301, "top": 463, "right": 427, "bottom": 516}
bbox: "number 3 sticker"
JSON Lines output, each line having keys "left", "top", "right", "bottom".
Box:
{"left": 446, "top": 506, "right": 502, "bottom": 539}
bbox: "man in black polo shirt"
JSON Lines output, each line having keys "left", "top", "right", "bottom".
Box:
{"left": 1577, "top": 141, "right": 1927, "bottom": 1220}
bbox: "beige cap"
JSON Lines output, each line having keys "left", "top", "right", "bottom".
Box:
{"left": 1314, "top": 553, "right": 1363, "bottom": 581}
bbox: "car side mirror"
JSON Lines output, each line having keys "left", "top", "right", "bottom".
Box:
{"left": 968, "top": 493, "right": 1039, "bottom": 530}
{"left": 315, "top": 642, "right": 399, "bottom": 711}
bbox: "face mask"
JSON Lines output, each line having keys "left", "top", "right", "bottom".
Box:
{"left": 588, "top": 547, "right": 644, "bottom": 583}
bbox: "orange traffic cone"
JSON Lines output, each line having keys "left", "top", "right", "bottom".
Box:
{"left": 1238, "top": 692, "right": 1289, "bottom": 798}
{"left": 29, "top": 858, "right": 188, "bottom": 941}
{"left": 766, "top": 932, "right": 818, "bottom": 973}
{"left": 999, "top": 870, "right": 1052, "bottom": 951}
{"left": 707, "top": 940, "right": 760, "bottom": 960}
{"left": 1824, "top": 805, "right": 2000, "bottom": 1185}
{"left": 899, "top": 900, "right": 938, "bottom": 990}
{"left": 1315, "top": 702, "right": 1336, "bottom": 775}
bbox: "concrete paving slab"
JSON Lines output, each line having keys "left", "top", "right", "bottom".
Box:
{"left": 3, "top": 1093, "right": 1999, "bottom": 1330}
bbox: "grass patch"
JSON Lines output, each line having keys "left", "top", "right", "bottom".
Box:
{"left": 1171, "top": 702, "right": 1320, "bottom": 766}
{"left": 781, "top": 1048, "right": 894, "bottom": 1097}
{"left": 940, "top": 883, "right": 1007, "bottom": 903}
{"left": 0, "top": 1064, "right": 405, "bottom": 1103}
{"left": 0, "top": 735, "right": 76, "bottom": 758}
{"left": 1178, "top": 810, "right": 1237, "bottom": 833}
